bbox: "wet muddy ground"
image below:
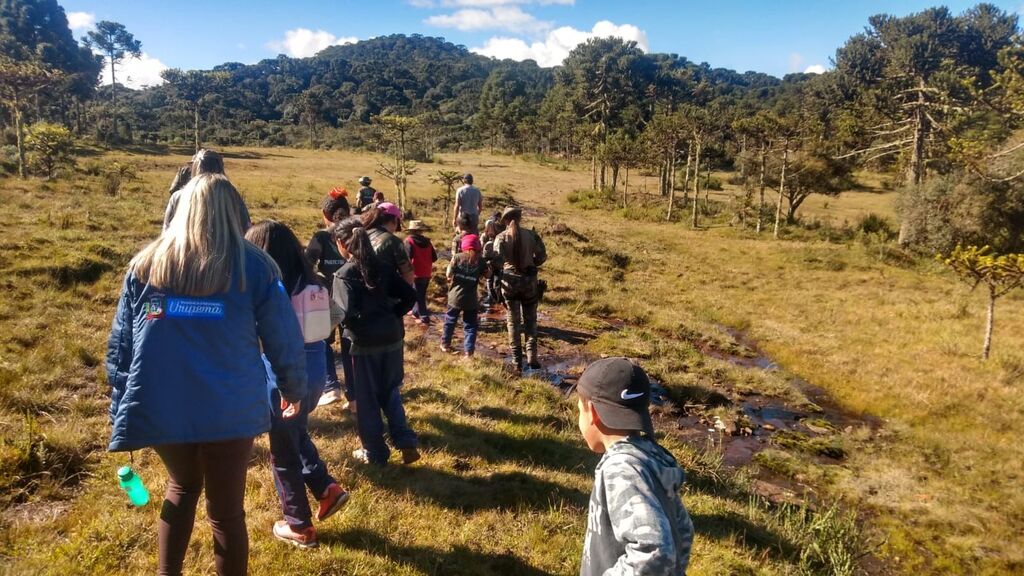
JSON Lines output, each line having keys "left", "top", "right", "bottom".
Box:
{"left": 399, "top": 290, "right": 881, "bottom": 504}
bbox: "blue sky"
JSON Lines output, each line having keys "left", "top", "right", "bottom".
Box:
{"left": 60, "top": 0, "right": 1024, "bottom": 88}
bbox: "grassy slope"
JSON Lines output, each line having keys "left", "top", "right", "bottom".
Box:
{"left": 0, "top": 146, "right": 1021, "bottom": 574}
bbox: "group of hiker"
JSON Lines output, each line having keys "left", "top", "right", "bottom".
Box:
{"left": 105, "top": 149, "right": 693, "bottom": 576}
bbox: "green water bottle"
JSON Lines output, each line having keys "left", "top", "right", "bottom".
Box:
{"left": 117, "top": 466, "right": 150, "bottom": 507}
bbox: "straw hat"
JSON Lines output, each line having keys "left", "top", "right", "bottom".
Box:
{"left": 500, "top": 206, "right": 522, "bottom": 223}
{"left": 406, "top": 220, "right": 430, "bottom": 231}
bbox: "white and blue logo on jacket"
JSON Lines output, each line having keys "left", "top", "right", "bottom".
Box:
{"left": 165, "top": 298, "right": 226, "bottom": 319}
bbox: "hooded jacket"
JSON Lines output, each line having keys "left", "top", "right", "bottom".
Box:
{"left": 106, "top": 244, "right": 307, "bottom": 452}
{"left": 580, "top": 436, "right": 693, "bottom": 576}
{"left": 331, "top": 261, "right": 416, "bottom": 353}
{"left": 404, "top": 234, "right": 437, "bottom": 279}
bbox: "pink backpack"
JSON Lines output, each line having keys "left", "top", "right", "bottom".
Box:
{"left": 291, "top": 284, "right": 332, "bottom": 343}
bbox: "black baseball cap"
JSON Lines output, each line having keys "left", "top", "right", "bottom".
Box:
{"left": 575, "top": 357, "right": 654, "bottom": 435}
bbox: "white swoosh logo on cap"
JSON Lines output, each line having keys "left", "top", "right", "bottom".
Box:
{"left": 620, "top": 390, "right": 644, "bottom": 400}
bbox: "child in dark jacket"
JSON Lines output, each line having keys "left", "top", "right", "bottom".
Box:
{"left": 306, "top": 187, "right": 353, "bottom": 409}
{"left": 441, "top": 234, "right": 489, "bottom": 357}
{"left": 404, "top": 220, "right": 437, "bottom": 325}
{"left": 246, "top": 220, "right": 350, "bottom": 550}
{"left": 574, "top": 357, "right": 693, "bottom": 576}
{"left": 450, "top": 212, "right": 473, "bottom": 256}
{"left": 330, "top": 217, "right": 421, "bottom": 467}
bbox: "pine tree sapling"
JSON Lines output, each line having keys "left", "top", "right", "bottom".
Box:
{"left": 430, "top": 170, "right": 463, "bottom": 223}
{"left": 25, "top": 122, "right": 75, "bottom": 179}
{"left": 939, "top": 245, "right": 1024, "bottom": 359}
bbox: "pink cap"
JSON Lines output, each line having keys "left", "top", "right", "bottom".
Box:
{"left": 378, "top": 202, "right": 402, "bottom": 219}
{"left": 460, "top": 234, "right": 481, "bottom": 252}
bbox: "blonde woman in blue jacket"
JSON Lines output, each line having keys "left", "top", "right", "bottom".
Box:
{"left": 106, "top": 174, "right": 306, "bottom": 576}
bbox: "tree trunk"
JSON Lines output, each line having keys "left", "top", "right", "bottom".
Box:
{"left": 623, "top": 166, "right": 629, "bottom": 208}
{"left": 599, "top": 162, "right": 606, "bottom": 190}
{"left": 591, "top": 154, "right": 597, "bottom": 190}
{"left": 756, "top": 144, "right": 766, "bottom": 234}
{"left": 983, "top": 285, "right": 995, "bottom": 360}
{"left": 659, "top": 156, "right": 667, "bottom": 197}
{"left": 669, "top": 148, "right": 677, "bottom": 198}
{"left": 667, "top": 162, "right": 675, "bottom": 221}
{"left": 75, "top": 98, "right": 83, "bottom": 136}
{"left": 109, "top": 55, "right": 118, "bottom": 139}
{"left": 13, "top": 94, "right": 26, "bottom": 179}
{"left": 194, "top": 104, "right": 201, "bottom": 153}
{"left": 899, "top": 79, "right": 928, "bottom": 245}
{"left": 691, "top": 139, "right": 702, "bottom": 229}
{"left": 704, "top": 164, "right": 711, "bottom": 205}
{"left": 682, "top": 147, "right": 692, "bottom": 204}
{"left": 611, "top": 164, "right": 619, "bottom": 193}
{"left": 773, "top": 139, "right": 789, "bottom": 240}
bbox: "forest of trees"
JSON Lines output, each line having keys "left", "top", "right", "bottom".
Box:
{"left": 2, "top": 0, "right": 1023, "bottom": 255}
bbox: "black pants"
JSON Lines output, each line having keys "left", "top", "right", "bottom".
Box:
{"left": 154, "top": 437, "right": 254, "bottom": 576}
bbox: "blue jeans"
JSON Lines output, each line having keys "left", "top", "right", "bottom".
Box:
{"left": 442, "top": 306, "right": 479, "bottom": 354}
{"left": 352, "top": 347, "right": 417, "bottom": 465}
{"left": 324, "top": 332, "right": 340, "bottom": 391}
{"left": 412, "top": 277, "right": 431, "bottom": 319}
{"left": 268, "top": 341, "right": 335, "bottom": 529}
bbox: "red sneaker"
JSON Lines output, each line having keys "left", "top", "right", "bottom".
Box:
{"left": 316, "top": 483, "right": 350, "bottom": 522}
{"left": 272, "top": 520, "right": 318, "bottom": 549}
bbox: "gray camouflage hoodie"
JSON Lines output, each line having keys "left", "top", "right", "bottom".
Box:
{"left": 580, "top": 436, "right": 693, "bottom": 576}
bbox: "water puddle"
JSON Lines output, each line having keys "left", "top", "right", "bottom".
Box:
{"left": 669, "top": 323, "right": 881, "bottom": 483}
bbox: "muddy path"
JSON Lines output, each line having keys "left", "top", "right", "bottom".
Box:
{"left": 405, "top": 299, "right": 880, "bottom": 497}
{"left": 404, "top": 218, "right": 881, "bottom": 505}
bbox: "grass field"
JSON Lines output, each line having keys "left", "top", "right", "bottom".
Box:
{"left": 1, "top": 146, "right": 1022, "bottom": 575}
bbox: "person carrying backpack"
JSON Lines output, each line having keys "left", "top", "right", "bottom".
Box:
{"left": 355, "top": 176, "right": 376, "bottom": 214}
{"left": 493, "top": 206, "right": 547, "bottom": 374}
{"left": 441, "top": 234, "right": 489, "bottom": 357}
{"left": 246, "top": 220, "right": 351, "bottom": 550}
{"left": 306, "top": 188, "right": 354, "bottom": 409}
{"left": 404, "top": 220, "right": 437, "bottom": 325}
{"left": 330, "top": 217, "right": 420, "bottom": 467}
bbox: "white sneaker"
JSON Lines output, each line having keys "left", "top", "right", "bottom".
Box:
{"left": 318, "top": 389, "right": 343, "bottom": 407}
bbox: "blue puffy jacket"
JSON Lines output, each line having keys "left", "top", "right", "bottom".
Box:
{"left": 106, "top": 244, "right": 308, "bottom": 452}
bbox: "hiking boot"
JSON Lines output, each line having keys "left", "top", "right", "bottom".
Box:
{"left": 527, "top": 360, "right": 541, "bottom": 370}
{"left": 343, "top": 400, "right": 357, "bottom": 415}
{"left": 273, "top": 521, "right": 318, "bottom": 549}
{"left": 318, "top": 388, "right": 343, "bottom": 407}
{"left": 401, "top": 448, "right": 422, "bottom": 465}
{"left": 316, "top": 483, "right": 350, "bottom": 522}
{"left": 440, "top": 343, "right": 452, "bottom": 354}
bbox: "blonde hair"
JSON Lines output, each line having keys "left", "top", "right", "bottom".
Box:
{"left": 131, "top": 174, "right": 248, "bottom": 296}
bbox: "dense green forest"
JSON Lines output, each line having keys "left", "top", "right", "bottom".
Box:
{"left": 2, "top": 0, "right": 1023, "bottom": 253}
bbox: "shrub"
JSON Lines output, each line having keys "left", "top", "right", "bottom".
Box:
{"left": 25, "top": 122, "right": 75, "bottom": 179}
{"left": 101, "top": 162, "right": 139, "bottom": 196}
{"left": 855, "top": 213, "right": 896, "bottom": 239}
{"left": 567, "top": 188, "right": 614, "bottom": 210}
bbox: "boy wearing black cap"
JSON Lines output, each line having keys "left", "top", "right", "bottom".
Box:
{"left": 574, "top": 357, "right": 693, "bottom": 575}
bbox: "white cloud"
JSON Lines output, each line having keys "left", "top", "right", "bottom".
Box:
{"left": 266, "top": 28, "right": 358, "bottom": 58}
{"left": 411, "top": 0, "right": 574, "bottom": 6}
{"left": 66, "top": 11, "right": 95, "bottom": 31}
{"left": 803, "top": 64, "right": 826, "bottom": 74}
{"left": 441, "top": 0, "right": 574, "bottom": 5}
{"left": 425, "top": 6, "right": 549, "bottom": 34}
{"left": 472, "top": 21, "right": 649, "bottom": 67}
{"left": 99, "top": 52, "right": 168, "bottom": 89}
